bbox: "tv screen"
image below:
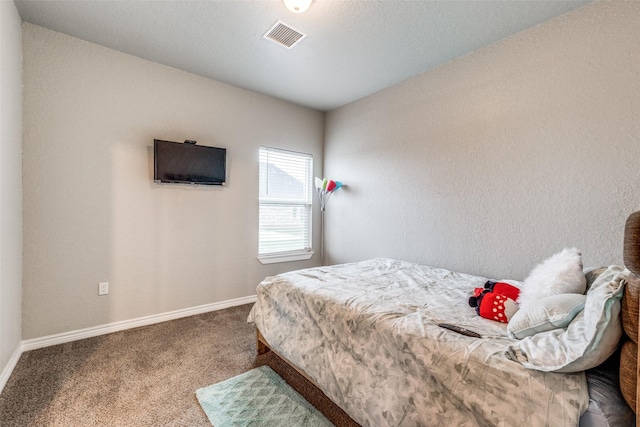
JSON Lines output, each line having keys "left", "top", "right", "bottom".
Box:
{"left": 154, "top": 139, "right": 226, "bottom": 186}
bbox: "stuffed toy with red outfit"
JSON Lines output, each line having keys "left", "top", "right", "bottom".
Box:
{"left": 468, "top": 281, "right": 520, "bottom": 323}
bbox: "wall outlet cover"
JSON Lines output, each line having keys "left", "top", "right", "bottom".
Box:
{"left": 99, "top": 282, "right": 109, "bottom": 296}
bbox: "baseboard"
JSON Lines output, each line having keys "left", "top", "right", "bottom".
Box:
{"left": 22, "top": 295, "right": 257, "bottom": 352}
{"left": 0, "top": 343, "right": 23, "bottom": 394}
{"left": 0, "top": 295, "right": 257, "bottom": 394}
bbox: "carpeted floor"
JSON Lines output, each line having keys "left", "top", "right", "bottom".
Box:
{"left": 0, "top": 304, "right": 359, "bottom": 427}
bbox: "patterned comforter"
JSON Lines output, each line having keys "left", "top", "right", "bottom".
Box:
{"left": 248, "top": 258, "right": 589, "bottom": 426}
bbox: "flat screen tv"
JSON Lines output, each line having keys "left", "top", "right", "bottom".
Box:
{"left": 154, "top": 139, "right": 226, "bottom": 186}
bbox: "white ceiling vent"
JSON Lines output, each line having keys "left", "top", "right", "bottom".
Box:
{"left": 263, "top": 21, "right": 306, "bottom": 49}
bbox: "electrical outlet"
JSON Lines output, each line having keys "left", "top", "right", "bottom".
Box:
{"left": 99, "top": 282, "right": 109, "bottom": 296}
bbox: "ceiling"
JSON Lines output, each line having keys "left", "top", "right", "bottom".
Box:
{"left": 14, "top": 0, "right": 591, "bottom": 111}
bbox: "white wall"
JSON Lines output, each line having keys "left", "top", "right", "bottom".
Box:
{"left": 324, "top": 2, "right": 640, "bottom": 279}
{"left": 22, "top": 24, "right": 324, "bottom": 339}
{"left": 0, "top": 1, "right": 23, "bottom": 374}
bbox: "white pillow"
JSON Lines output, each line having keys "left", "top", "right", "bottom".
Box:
{"left": 507, "top": 293, "right": 586, "bottom": 339}
{"left": 505, "top": 265, "right": 626, "bottom": 372}
{"left": 517, "top": 248, "right": 587, "bottom": 311}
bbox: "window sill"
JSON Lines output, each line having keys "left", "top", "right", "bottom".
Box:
{"left": 258, "top": 251, "right": 314, "bottom": 265}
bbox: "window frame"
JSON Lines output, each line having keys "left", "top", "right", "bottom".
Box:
{"left": 257, "top": 146, "right": 314, "bottom": 264}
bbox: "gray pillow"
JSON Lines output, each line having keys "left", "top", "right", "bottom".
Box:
{"left": 580, "top": 347, "right": 636, "bottom": 427}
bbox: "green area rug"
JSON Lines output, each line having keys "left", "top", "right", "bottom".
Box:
{"left": 196, "top": 366, "right": 334, "bottom": 427}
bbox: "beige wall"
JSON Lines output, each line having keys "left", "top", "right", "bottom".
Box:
{"left": 0, "top": 1, "right": 23, "bottom": 373}
{"left": 324, "top": 2, "right": 640, "bottom": 279}
{"left": 22, "top": 24, "right": 324, "bottom": 339}
{"left": 15, "top": 1, "right": 640, "bottom": 341}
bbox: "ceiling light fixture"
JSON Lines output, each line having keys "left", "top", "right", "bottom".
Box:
{"left": 283, "top": 0, "right": 312, "bottom": 13}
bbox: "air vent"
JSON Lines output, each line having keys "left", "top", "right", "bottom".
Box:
{"left": 263, "top": 21, "right": 306, "bottom": 49}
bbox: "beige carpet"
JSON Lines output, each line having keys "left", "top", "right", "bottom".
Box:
{"left": 0, "top": 304, "right": 359, "bottom": 426}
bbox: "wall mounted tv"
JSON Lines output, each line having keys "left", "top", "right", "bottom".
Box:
{"left": 154, "top": 139, "right": 226, "bottom": 186}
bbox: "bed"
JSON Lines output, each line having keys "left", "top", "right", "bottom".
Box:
{"left": 248, "top": 212, "right": 640, "bottom": 426}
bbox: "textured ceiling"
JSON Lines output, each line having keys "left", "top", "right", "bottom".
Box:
{"left": 14, "top": 0, "right": 591, "bottom": 111}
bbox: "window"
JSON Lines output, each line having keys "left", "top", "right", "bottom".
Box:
{"left": 258, "top": 147, "right": 313, "bottom": 264}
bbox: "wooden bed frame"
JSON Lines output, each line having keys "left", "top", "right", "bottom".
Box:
{"left": 258, "top": 211, "right": 640, "bottom": 424}
{"left": 622, "top": 210, "right": 640, "bottom": 419}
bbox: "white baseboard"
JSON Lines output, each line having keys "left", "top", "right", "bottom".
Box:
{"left": 0, "top": 344, "right": 23, "bottom": 395}
{"left": 0, "top": 295, "right": 257, "bottom": 394}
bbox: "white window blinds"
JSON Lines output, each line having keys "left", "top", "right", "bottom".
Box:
{"left": 259, "top": 147, "right": 313, "bottom": 259}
